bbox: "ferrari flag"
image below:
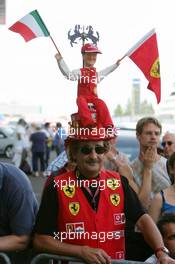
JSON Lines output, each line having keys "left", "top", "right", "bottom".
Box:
{"left": 126, "top": 29, "right": 161, "bottom": 103}
{"left": 8, "top": 10, "right": 50, "bottom": 42}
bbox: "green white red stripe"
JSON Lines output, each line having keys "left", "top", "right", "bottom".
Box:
{"left": 8, "top": 10, "right": 50, "bottom": 42}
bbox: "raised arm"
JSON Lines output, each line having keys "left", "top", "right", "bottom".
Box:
{"left": 55, "top": 53, "right": 80, "bottom": 81}
{"left": 105, "top": 151, "right": 139, "bottom": 193}
{"left": 137, "top": 147, "right": 157, "bottom": 209}
{"left": 97, "top": 59, "right": 121, "bottom": 83}
{"left": 148, "top": 193, "right": 162, "bottom": 222}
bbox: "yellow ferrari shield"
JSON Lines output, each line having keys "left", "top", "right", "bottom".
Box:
{"left": 69, "top": 202, "right": 80, "bottom": 216}
{"left": 110, "top": 194, "right": 120, "bottom": 206}
{"left": 62, "top": 185, "right": 75, "bottom": 198}
{"left": 107, "top": 178, "right": 120, "bottom": 190}
{"left": 66, "top": 224, "right": 74, "bottom": 232}
{"left": 150, "top": 58, "right": 160, "bottom": 78}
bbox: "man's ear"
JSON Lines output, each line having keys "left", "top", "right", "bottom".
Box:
{"left": 70, "top": 150, "right": 77, "bottom": 162}
{"left": 136, "top": 132, "right": 140, "bottom": 140}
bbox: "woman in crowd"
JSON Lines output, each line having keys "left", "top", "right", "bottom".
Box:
{"left": 149, "top": 152, "right": 175, "bottom": 222}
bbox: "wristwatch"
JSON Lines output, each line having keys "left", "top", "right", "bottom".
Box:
{"left": 155, "top": 246, "right": 170, "bottom": 257}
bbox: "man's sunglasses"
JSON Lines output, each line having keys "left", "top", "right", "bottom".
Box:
{"left": 161, "top": 141, "right": 173, "bottom": 147}
{"left": 80, "top": 145, "right": 107, "bottom": 155}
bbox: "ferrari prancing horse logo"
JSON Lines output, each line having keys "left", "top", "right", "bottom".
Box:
{"left": 62, "top": 185, "right": 75, "bottom": 198}
{"left": 110, "top": 194, "right": 120, "bottom": 206}
{"left": 69, "top": 202, "right": 80, "bottom": 215}
{"left": 150, "top": 58, "right": 160, "bottom": 78}
{"left": 107, "top": 178, "right": 120, "bottom": 190}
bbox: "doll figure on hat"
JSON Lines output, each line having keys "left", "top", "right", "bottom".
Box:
{"left": 55, "top": 43, "right": 121, "bottom": 128}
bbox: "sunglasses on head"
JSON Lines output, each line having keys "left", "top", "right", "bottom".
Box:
{"left": 80, "top": 145, "right": 106, "bottom": 155}
{"left": 161, "top": 141, "right": 173, "bottom": 147}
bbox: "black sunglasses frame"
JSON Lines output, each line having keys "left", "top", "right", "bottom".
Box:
{"left": 80, "top": 145, "right": 107, "bottom": 155}
{"left": 161, "top": 141, "right": 173, "bottom": 147}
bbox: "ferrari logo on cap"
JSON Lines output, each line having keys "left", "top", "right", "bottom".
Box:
{"left": 150, "top": 58, "right": 160, "bottom": 78}
{"left": 107, "top": 178, "right": 120, "bottom": 190}
{"left": 110, "top": 194, "right": 120, "bottom": 206}
{"left": 69, "top": 202, "right": 80, "bottom": 215}
{"left": 62, "top": 185, "right": 75, "bottom": 198}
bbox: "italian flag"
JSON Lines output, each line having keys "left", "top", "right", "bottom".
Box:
{"left": 9, "top": 10, "right": 50, "bottom": 42}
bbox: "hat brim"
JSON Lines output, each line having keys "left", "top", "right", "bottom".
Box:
{"left": 83, "top": 50, "right": 102, "bottom": 54}
{"left": 64, "top": 132, "right": 115, "bottom": 147}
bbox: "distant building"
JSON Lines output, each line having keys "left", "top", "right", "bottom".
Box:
{"left": 0, "top": 101, "right": 42, "bottom": 121}
{"left": 0, "top": 101, "right": 69, "bottom": 124}
{"left": 155, "top": 91, "right": 175, "bottom": 122}
{"left": 0, "top": 0, "right": 5, "bottom": 24}
{"left": 131, "top": 78, "right": 141, "bottom": 116}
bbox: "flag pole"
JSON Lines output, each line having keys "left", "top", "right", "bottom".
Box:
{"left": 116, "top": 53, "right": 127, "bottom": 65}
{"left": 113, "top": 29, "right": 156, "bottom": 64}
{"left": 118, "top": 54, "right": 127, "bottom": 62}
{"left": 49, "top": 35, "right": 60, "bottom": 53}
{"left": 34, "top": 10, "right": 60, "bottom": 53}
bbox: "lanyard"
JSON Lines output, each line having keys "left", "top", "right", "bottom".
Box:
{"left": 84, "top": 184, "right": 100, "bottom": 208}
{"left": 76, "top": 169, "right": 100, "bottom": 210}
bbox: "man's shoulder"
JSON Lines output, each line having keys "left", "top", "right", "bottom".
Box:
{"left": 39, "top": 130, "right": 47, "bottom": 136}
{"left": 47, "top": 150, "right": 68, "bottom": 174}
{"left": 0, "top": 163, "right": 38, "bottom": 211}
{"left": 0, "top": 162, "right": 33, "bottom": 191}
{"left": 54, "top": 170, "right": 74, "bottom": 181}
{"left": 157, "top": 155, "right": 167, "bottom": 164}
{"left": 101, "top": 169, "right": 121, "bottom": 179}
{"left": 153, "top": 156, "right": 168, "bottom": 174}
{"left": 0, "top": 162, "right": 25, "bottom": 179}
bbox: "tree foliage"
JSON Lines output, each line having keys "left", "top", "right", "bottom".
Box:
{"left": 113, "top": 99, "right": 154, "bottom": 116}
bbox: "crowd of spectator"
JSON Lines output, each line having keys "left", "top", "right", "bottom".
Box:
{"left": 11, "top": 119, "right": 67, "bottom": 177}
{"left": 1, "top": 115, "right": 175, "bottom": 263}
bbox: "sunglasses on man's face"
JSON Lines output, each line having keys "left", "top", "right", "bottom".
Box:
{"left": 80, "top": 145, "right": 106, "bottom": 155}
{"left": 161, "top": 141, "right": 173, "bottom": 147}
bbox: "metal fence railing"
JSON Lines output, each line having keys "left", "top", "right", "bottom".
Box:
{"left": 31, "top": 254, "right": 83, "bottom": 264}
{"left": 0, "top": 252, "right": 147, "bottom": 264}
{"left": 0, "top": 253, "right": 11, "bottom": 264}
{"left": 31, "top": 253, "right": 146, "bottom": 264}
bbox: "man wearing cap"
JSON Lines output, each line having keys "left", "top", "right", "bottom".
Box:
{"left": 55, "top": 43, "right": 120, "bottom": 128}
{"left": 33, "top": 117, "right": 175, "bottom": 264}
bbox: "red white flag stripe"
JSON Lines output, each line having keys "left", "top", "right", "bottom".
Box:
{"left": 126, "top": 29, "right": 155, "bottom": 56}
{"left": 8, "top": 10, "right": 50, "bottom": 42}
{"left": 20, "top": 14, "right": 46, "bottom": 37}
